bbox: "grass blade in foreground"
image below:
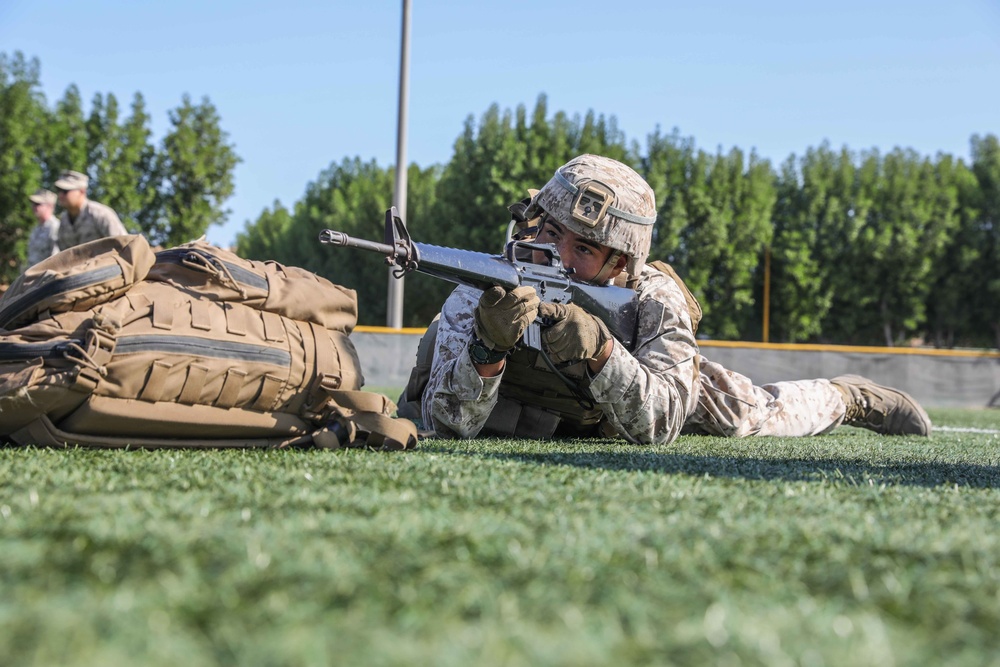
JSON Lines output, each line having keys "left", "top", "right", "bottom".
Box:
{"left": 0, "top": 407, "right": 998, "bottom": 666}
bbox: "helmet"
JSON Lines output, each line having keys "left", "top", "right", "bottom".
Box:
{"left": 526, "top": 154, "right": 656, "bottom": 279}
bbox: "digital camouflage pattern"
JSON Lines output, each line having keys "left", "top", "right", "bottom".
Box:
{"left": 59, "top": 200, "right": 128, "bottom": 249}
{"left": 25, "top": 216, "right": 60, "bottom": 268}
{"left": 425, "top": 265, "right": 700, "bottom": 444}
{"left": 685, "top": 360, "right": 846, "bottom": 437}
{"left": 423, "top": 265, "right": 849, "bottom": 444}
{"left": 54, "top": 170, "right": 89, "bottom": 191}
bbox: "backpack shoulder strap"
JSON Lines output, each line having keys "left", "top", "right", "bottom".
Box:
{"left": 647, "top": 260, "right": 703, "bottom": 334}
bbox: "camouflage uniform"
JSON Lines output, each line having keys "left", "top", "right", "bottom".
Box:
{"left": 423, "top": 270, "right": 847, "bottom": 445}
{"left": 419, "top": 153, "right": 923, "bottom": 443}
{"left": 59, "top": 200, "right": 127, "bottom": 249}
{"left": 25, "top": 216, "right": 60, "bottom": 268}
{"left": 685, "top": 360, "right": 845, "bottom": 437}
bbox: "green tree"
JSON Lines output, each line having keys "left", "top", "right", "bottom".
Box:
{"left": 41, "top": 84, "right": 89, "bottom": 184}
{"left": 117, "top": 94, "right": 159, "bottom": 232}
{"left": 85, "top": 92, "right": 115, "bottom": 188}
{"left": 432, "top": 99, "right": 634, "bottom": 257}
{"left": 644, "top": 127, "right": 696, "bottom": 267}
{"left": 572, "top": 110, "right": 631, "bottom": 163}
{"left": 651, "top": 143, "right": 775, "bottom": 341}
{"left": 236, "top": 200, "right": 294, "bottom": 261}
{"left": 970, "top": 134, "right": 1000, "bottom": 348}
{"left": 0, "top": 52, "right": 47, "bottom": 281}
{"left": 147, "top": 95, "right": 240, "bottom": 246}
{"left": 85, "top": 92, "right": 157, "bottom": 233}
{"left": 720, "top": 148, "right": 775, "bottom": 339}
{"left": 924, "top": 154, "right": 982, "bottom": 347}
{"left": 769, "top": 145, "right": 858, "bottom": 342}
{"left": 433, "top": 104, "right": 530, "bottom": 254}
{"left": 820, "top": 149, "right": 880, "bottom": 343}
{"left": 669, "top": 149, "right": 724, "bottom": 332}
{"left": 823, "top": 149, "right": 960, "bottom": 345}
{"left": 770, "top": 155, "right": 821, "bottom": 342}
{"left": 519, "top": 94, "right": 565, "bottom": 183}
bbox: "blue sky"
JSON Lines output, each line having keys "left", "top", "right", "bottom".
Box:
{"left": 2, "top": 0, "right": 998, "bottom": 247}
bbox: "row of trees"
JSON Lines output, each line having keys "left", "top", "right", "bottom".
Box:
{"left": 0, "top": 52, "right": 239, "bottom": 283}
{"left": 237, "top": 96, "right": 999, "bottom": 349}
{"left": 3, "top": 52, "right": 995, "bottom": 348}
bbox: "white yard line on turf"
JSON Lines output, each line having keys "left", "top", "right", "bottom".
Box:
{"left": 934, "top": 426, "right": 1000, "bottom": 435}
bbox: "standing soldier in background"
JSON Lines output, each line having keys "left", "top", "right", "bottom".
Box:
{"left": 54, "top": 170, "right": 128, "bottom": 248}
{"left": 25, "top": 188, "right": 60, "bottom": 269}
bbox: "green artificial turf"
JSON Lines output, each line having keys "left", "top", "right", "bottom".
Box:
{"left": 0, "top": 408, "right": 998, "bottom": 666}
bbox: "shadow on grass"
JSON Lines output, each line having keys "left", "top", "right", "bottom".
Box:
{"left": 432, "top": 443, "right": 1000, "bottom": 489}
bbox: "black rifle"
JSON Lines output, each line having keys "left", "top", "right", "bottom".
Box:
{"left": 319, "top": 207, "right": 638, "bottom": 350}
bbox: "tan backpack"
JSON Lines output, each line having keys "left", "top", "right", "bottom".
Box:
{"left": 0, "top": 235, "right": 416, "bottom": 450}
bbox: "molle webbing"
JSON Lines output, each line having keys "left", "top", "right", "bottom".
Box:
{"left": 0, "top": 234, "right": 415, "bottom": 450}
{"left": 491, "top": 347, "right": 604, "bottom": 436}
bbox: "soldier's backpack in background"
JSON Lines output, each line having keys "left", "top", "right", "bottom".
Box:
{"left": 0, "top": 235, "right": 416, "bottom": 450}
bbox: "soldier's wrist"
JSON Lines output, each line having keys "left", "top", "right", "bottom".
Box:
{"left": 469, "top": 335, "right": 509, "bottom": 366}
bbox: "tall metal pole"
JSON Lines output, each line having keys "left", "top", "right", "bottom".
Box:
{"left": 387, "top": 0, "right": 411, "bottom": 328}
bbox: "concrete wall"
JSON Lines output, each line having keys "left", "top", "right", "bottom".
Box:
{"left": 352, "top": 329, "right": 425, "bottom": 390}
{"left": 351, "top": 329, "right": 1000, "bottom": 408}
{"left": 695, "top": 343, "right": 1000, "bottom": 408}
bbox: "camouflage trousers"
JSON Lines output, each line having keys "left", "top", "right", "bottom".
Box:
{"left": 684, "top": 357, "right": 846, "bottom": 437}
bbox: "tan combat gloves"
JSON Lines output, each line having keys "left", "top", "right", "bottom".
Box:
{"left": 474, "top": 286, "right": 540, "bottom": 352}
{"left": 538, "top": 302, "right": 612, "bottom": 365}
{"left": 474, "top": 287, "right": 613, "bottom": 366}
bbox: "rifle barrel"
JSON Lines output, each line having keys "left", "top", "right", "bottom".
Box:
{"left": 318, "top": 230, "right": 396, "bottom": 257}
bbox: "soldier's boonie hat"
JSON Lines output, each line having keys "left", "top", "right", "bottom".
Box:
{"left": 29, "top": 188, "right": 57, "bottom": 206}
{"left": 54, "top": 170, "right": 89, "bottom": 191}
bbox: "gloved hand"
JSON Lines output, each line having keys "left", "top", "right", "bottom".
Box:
{"left": 538, "top": 302, "right": 612, "bottom": 364}
{"left": 473, "top": 286, "right": 540, "bottom": 351}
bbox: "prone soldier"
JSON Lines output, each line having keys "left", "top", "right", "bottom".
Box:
{"left": 412, "top": 154, "right": 931, "bottom": 444}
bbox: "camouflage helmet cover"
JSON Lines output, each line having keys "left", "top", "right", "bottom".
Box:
{"left": 528, "top": 154, "right": 656, "bottom": 276}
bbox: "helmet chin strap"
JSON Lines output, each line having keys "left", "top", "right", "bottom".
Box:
{"left": 591, "top": 249, "right": 623, "bottom": 285}
{"left": 536, "top": 215, "right": 626, "bottom": 285}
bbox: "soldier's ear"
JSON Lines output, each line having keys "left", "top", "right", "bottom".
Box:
{"left": 609, "top": 254, "right": 628, "bottom": 278}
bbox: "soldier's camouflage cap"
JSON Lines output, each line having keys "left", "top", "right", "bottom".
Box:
{"left": 54, "top": 170, "right": 89, "bottom": 191}
{"left": 526, "top": 154, "right": 656, "bottom": 277}
{"left": 29, "top": 188, "right": 57, "bottom": 206}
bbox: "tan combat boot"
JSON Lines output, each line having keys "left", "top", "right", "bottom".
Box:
{"left": 830, "top": 375, "right": 932, "bottom": 436}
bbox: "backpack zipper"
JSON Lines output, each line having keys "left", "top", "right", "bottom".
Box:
{"left": 0, "top": 265, "right": 123, "bottom": 329}
{"left": 0, "top": 340, "right": 76, "bottom": 361}
{"left": 0, "top": 335, "right": 289, "bottom": 368}
{"left": 115, "top": 334, "right": 290, "bottom": 367}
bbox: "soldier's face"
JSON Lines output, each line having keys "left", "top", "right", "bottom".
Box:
{"left": 31, "top": 202, "right": 53, "bottom": 222}
{"left": 532, "top": 218, "right": 625, "bottom": 283}
{"left": 57, "top": 188, "right": 85, "bottom": 208}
